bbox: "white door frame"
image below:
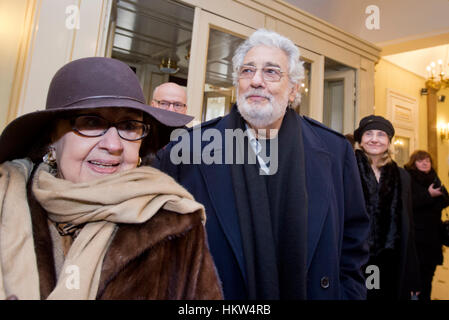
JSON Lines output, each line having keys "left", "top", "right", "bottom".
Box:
{"left": 324, "top": 69, "right": 356, "bottom": 133}
{"left": 386, "top": 88, "right": 419, "bottom": 159}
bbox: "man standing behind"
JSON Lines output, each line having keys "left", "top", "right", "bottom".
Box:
{"left": 151, "top": 82, "right": 187, "bottom": 114}
{"left": 155, "top": 29, "right": 369, "bottom": 300}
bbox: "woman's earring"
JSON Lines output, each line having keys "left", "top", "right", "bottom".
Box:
{"left": 137, "top": 157, "right": 142, "bottom": 167}
{"left": 43, "top": 146, "right": 57, "bottom": 168}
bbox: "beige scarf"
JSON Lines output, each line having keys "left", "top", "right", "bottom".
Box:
{"left": 0, "top": 158, "right": 205, "bottom": 300}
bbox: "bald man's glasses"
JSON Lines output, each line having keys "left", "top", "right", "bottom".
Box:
{"left": 154, "top": 100, "right": 186, "bottom": 112}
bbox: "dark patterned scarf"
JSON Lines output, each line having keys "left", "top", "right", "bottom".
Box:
{"left": 229, "top": 105, "right": 308, "bottom": 299}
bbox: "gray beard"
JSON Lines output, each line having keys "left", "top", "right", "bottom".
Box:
{"left": 237, "top": 89, "right": 289, "bottom": 128}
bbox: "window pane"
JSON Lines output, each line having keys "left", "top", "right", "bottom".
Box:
{"left": 296, "top": 61, "right": 311, "bottom": 117}
{"left": 202, "top": 29, "right": 244, "bottom": 121}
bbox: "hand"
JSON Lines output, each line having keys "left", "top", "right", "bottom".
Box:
{"left": 429, "top": 184, "right": 443, "bottom": 197}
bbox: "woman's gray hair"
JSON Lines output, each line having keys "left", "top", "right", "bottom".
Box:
{"left": 232, "top": 29, "right": 305, "bottom": 106}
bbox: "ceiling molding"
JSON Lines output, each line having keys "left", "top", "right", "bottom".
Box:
{"left": 235, "top": 0, "right": 381, "bottom": 61}
{"left": 380, "top": 31, "right": 449, "bottom": 56}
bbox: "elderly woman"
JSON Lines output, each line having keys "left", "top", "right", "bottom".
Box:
{"left": 404, "top": 150, "right": 449, "bottom": 300}
{"left": 0, "top": 57, "right": 222, "bottom": 300}
{"left": 353, "top": 115, "right": 420, "bottom": 300}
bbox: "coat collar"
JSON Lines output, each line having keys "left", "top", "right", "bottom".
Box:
{"left": 197, "top": 115, "right": 248, "bottom": 283}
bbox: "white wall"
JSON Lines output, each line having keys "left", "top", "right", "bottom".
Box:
{"left": 12, "top": 0, "right": 112, "bottom": 119}
{"left": 0, "top": 0, "right": 32, "bottom": 130}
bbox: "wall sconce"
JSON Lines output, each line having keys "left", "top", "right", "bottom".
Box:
{"left": 393, "top": 139, "right": 404, "bottom": 146}
{"left": 438, "top": 122, "right": 449, "bottom": 141}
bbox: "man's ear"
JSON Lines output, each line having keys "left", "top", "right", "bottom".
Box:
{"left": 289, "top": 83, "right": 300, "bottom": 103}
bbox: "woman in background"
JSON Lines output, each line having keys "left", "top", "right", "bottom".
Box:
{"left": 405, "top": 150, "right": 449, "bottom": 300}
{"left": 353, "top": 115, "right": 420, "bottom": 300}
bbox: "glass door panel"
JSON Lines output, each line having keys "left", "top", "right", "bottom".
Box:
{"left": 202, "top": 29, "right": 244, "bottom": 121}
{"left": 323, "top": 57, "right": 356, "bottom": 134}
{"left": 296, "top": 61, "right": 311, "bottom": 116}
{"left": 298, "top": 47, "right": 324, "bottom": 122}
{"left": 392, "top": 136, "right": 410, "bottom": 167}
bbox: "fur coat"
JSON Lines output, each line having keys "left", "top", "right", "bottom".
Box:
{"left": 27, "top": 179, "right": 223, "bottom": 300}
{"left": 355, "top": 150, "right": 420, "bottom": 299}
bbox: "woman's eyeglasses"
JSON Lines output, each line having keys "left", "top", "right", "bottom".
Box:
{"left": 70, "top": 115, "right": 150, "bottom": 141}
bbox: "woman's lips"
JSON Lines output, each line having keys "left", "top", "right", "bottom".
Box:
{"left": 87, "top": 160, "right": 120, "bottom": 174}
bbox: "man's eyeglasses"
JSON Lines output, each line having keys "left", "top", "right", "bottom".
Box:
{"left": 238, "top": 65, "right": 286, "bottom": 82}
{"left": 154, "top": 100, "right": 186, "bottom": 111}
{"left": 70, "top": 115, "right": 150, "bottom": 141}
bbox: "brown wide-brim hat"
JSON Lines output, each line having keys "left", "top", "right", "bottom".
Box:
{"left": 0, "top": 57, "right": 193, "bottom": 163}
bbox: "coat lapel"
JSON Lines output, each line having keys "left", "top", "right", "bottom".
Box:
{"left": 197, "top": 117, "right": 247, "bottom": 283}
{"left": 300, "top": 119, "right": 333, "bottom": 271}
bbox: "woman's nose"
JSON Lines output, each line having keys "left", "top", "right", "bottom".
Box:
{"left": 98, "top": 127, "right": 124, "bottom": 154}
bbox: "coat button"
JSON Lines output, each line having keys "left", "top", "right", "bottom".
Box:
{"left": 320, "top": 276, "right": 330, "bottom": 289}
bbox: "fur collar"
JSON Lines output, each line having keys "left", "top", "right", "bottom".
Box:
{"left": 355, "top": 150, "right": 401, "bottom": 257}
{"left": 97, "top": 208, "right": 202, "bottom": 297}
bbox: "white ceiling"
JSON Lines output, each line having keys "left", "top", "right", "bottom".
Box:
{"left": 383, "top": 44, "right": 449, "bottom": 78}
{"left": 285, "top": 0, "right": 449, "bottom": 78}
{"left": 285, "top": 0, "right": 449, "bottom": 46}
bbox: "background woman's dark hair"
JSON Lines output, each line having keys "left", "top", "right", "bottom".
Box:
{"left": 404, "top": 150, "right": 433, "bottom": 171}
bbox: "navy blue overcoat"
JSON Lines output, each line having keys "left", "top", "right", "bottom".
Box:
{"left": 155, "top": 111, "right": 369, "bottom": 300}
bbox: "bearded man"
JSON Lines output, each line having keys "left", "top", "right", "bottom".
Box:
{"left": 154, "top": 29, "right": 369, "bottom": 300}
